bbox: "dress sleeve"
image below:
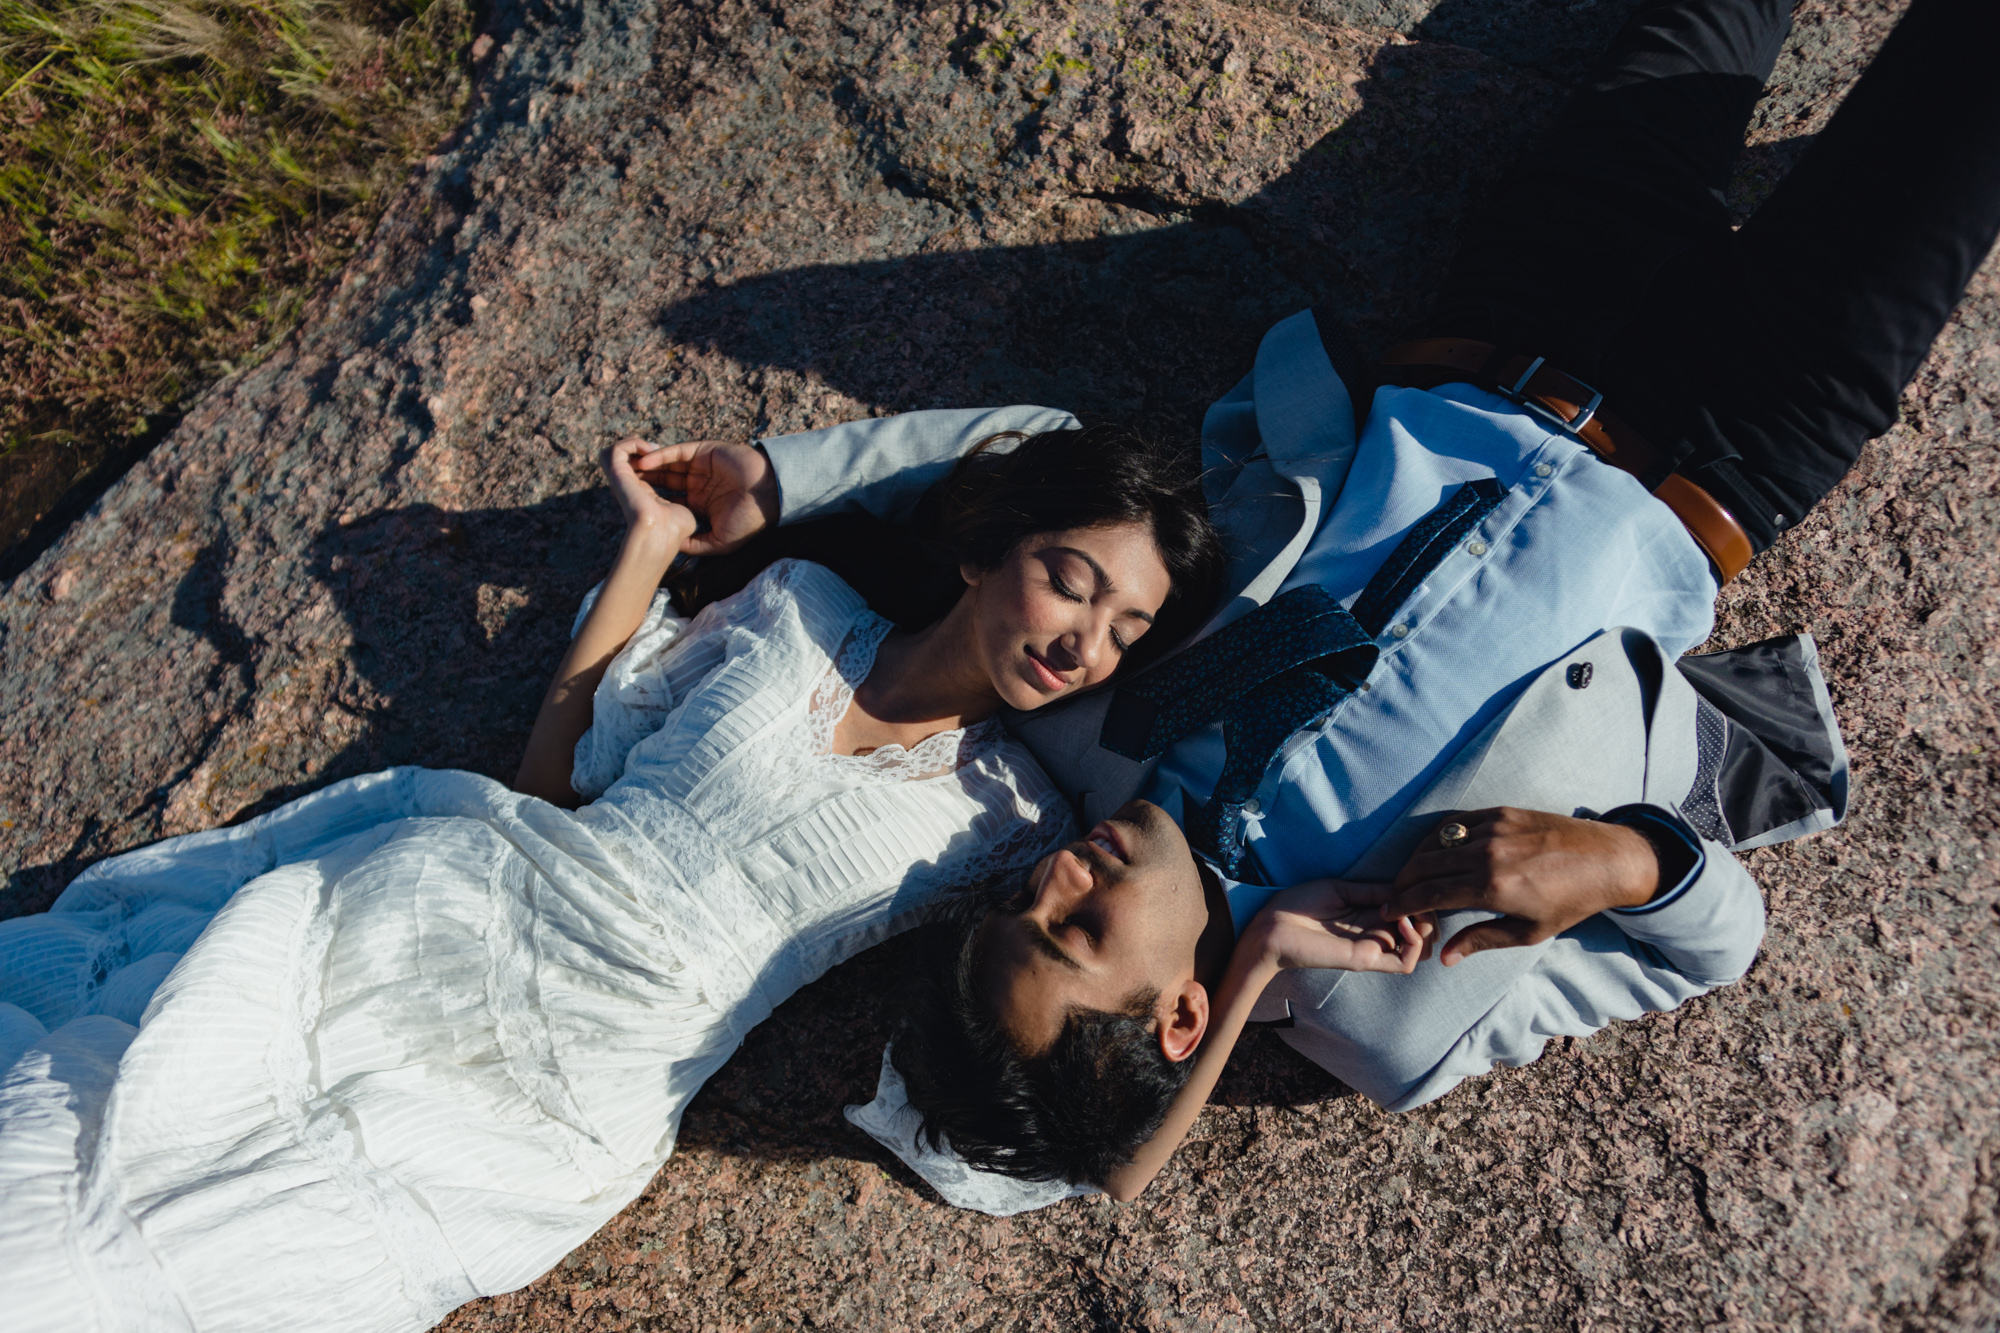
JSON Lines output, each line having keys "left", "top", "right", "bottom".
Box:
{"left": 915, "top": 738, "right": 1079, "bottom": 898}
{"left": 884, "top": 732, "right": 1080, "bottom": 908}
{"left": 569, "top": 560, "right": 821, "bottom": 800}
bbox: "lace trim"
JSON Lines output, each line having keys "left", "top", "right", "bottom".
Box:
{"left": 806, "top": 613, "right": 1010, "bottom": 782}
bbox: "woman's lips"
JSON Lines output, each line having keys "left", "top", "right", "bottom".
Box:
{"left": 1025, "top": 649, "right": 1067, "bottom": 692}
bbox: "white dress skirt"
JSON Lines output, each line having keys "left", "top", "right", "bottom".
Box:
{"left": 0, "top": 560, "right": 1072, "bottom": 1332}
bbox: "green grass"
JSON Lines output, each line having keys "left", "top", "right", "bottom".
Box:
{"left": 0, "top": 0, "right": 475, "bottom": 557}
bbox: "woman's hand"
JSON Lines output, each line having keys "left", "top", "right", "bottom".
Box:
{"left": 1098, "top": 877, "right": 1432, "bottom": 1203}
{"left": 516, "top": 440, "right": 708, "bottom": 807}
{"left": 618, "top": 439, "right": 778, "bottom": 556}
{"left": 604, "top": 439, "right": 700, "bottom": 551}
{"left": 1251, "top": 878, "right": 1435, "bottom": 975}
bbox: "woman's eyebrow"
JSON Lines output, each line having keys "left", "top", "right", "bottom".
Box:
{"left": 1059, "top": 548, "right": 1156, "bottom": 625}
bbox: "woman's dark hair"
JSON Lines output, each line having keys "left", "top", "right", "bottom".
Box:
{"left": 888, "top": 883, "right": 1193, "bottom": 1186}
{"left": 668, "top": 425, "right": 1223, "bottom": 671}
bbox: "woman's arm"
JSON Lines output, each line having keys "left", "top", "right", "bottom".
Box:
{"left": 1100, "top": 880, "right": 1434, "bottom": 1202}
{"left": 513, "top": 439, "right": 698, "bottom": 806}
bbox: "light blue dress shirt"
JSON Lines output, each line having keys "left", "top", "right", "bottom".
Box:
{"left": 1142, "top": 381, "right": 1720, "bottom": 931}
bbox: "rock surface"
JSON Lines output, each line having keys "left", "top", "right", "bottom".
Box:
{"left": 3, "top": 0, "right": 1997, "bottom": 1327}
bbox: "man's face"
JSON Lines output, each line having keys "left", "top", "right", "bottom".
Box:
{"left": 976, "top": 800, "right": 1207, "bottom": 1058}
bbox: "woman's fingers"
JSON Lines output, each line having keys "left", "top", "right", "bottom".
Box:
{"left": 623, "top": 441, "right": 777, "bottom": 555}
{"left": 603, "top": 436, "right": 649, "bottom": 470}
{"left": 629, "top": 440, "right": 711, "bottom": 487}
{"left": 599, "top": 439, "right": 703, "bottom": 549}
{"left": 601, "top": 439, "right": 662, "bottom": 516}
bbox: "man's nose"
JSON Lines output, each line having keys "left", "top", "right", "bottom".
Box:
{"left": 1030, "top": 849, "right": 1094, "bottom": 918}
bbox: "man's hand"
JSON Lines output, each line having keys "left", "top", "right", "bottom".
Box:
{"left": 625, "top": 439, "right": 778, "bottom": 555}
{"left": 1377, "top": 808, "right": 1660, "bottom": 967}
{"left": 1250, "top": 879, "right": 1435, "bottom": 976}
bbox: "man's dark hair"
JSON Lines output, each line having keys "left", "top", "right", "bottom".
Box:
{"left": 670, "top": 425, "right": 1224, "bottom": 672}
{"left": 888, "top": 885, "right": 1194, "bottom": 1186}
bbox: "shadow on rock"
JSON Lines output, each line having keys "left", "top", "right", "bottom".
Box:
{"left": 650, "top": 7, "right": 1636, "bottom": 439}
{"left": 652, "top": 1, "right": 1815, "bottom": 447}
{"left": 144, "top": 490, "right": 635, "bottom": 838}
{"left": 305, "top": 493, "right": 625, "bottom": 786}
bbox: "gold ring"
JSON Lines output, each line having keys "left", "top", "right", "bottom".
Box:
{"left": 1437, "top": 821, "right": 1469, "bottom": 849}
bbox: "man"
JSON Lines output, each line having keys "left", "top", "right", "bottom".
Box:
{"left": 647, "top": 0, "right": 1995, "bottom": 1205}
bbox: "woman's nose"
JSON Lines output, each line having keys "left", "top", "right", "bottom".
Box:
{"left": 1069, "top": 616, "right": 1112, "bottom": 675}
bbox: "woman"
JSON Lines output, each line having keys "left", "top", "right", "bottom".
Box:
{"left": 0, "top": 424, "right": 1221, "bottom": 1332}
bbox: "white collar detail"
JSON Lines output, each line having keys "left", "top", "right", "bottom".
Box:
{"left": 844, "top": 1046, "right": 1100, "bottom": 1217}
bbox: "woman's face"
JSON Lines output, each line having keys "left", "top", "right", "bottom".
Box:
{"left": 961, "top": 521, "right": 1172, "bottom": 712}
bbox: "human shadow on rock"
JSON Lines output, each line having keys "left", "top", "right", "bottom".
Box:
{"left": 654, "top": 0, "right": 1815, "bottom": 449}
{"left": 184, "top": 491, "right": 634, "bottom": 831}
{"left": 651, "top": 2, "right": 1652, "bottom": 442}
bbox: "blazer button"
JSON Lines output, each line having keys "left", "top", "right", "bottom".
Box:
{"left": 1242, "top": 798, "right": 1262, "bottom": 817}
{"left": 1567, "top": 662, "right": 1593, "bottom": 689}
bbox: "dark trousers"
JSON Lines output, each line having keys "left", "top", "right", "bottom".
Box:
{"left": 1424, "top": 0, "right": 2000, "bottom": 552}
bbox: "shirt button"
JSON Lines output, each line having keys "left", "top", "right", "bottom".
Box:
{"left": 1390, "top": 623, "right": 1410, "bottom": 639}
{"left": 1534, "top": 463, "right": 1554, "bottom": 479}
{"left": 1241, "top": 798, "right": 1262, "bottom": 817}
{"left": 1466, "top": 540, "right": 1488, "bottom": 556}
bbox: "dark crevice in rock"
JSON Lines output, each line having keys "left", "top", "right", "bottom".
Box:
{"left": 1684, "top": 1157, "right": 1720, "bottom": 1232}
{"left": 1890, "top": 1135, "right": 2000, "bottom": 1331}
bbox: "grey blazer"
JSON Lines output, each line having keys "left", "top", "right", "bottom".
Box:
{"left": 1257, "top": 627, "right": 1784, "bottom": 1110}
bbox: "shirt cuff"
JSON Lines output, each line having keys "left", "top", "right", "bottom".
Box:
{"left": 1598, "top": 803, "right": 1706, "bottom": 916}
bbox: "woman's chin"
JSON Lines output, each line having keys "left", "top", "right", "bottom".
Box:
{"left": 1005, "top": 683, "right": 1064, "bottom": 712}
{"left": 998, "top": 667, "right": 1069, "bottom": 712}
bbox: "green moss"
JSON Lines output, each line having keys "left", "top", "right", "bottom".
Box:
{"left": 0, "top": 0, "right": 475, "bottom": 473}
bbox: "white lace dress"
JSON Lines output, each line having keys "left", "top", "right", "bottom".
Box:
{"left": 0, "top": 560, "right": 1073, "bottom": 1333}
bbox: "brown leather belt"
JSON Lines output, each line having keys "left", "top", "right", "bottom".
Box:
{"left": 1376, "top": 338, "right": 1753, "bottom": 582}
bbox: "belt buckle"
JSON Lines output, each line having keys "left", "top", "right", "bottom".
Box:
{"left": 1498, "top": 355, "right": 1604, "bottom": 436}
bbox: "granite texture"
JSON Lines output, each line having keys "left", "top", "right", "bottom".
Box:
{"left": 3, "top": 0, "right": 1996, "bottom": 1327}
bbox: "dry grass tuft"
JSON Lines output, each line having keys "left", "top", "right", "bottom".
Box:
{"left": 0, "top": 0, "right": 475, "bottom": 567}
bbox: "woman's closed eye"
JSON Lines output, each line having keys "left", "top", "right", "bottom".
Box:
{"left": 1048, "top": 570, "right": 1134, "bottom": 654}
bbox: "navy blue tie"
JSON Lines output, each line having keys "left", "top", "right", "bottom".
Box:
{"left": 1100, "top": 585, "right": 1374, "bottom": 876}
{"left": 1100, "top": 478, "right": 1506, "bottom": 877}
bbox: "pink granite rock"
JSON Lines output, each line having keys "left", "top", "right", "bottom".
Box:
{"left": 2, "top": 0, "right": 1993, "bottom": 1327}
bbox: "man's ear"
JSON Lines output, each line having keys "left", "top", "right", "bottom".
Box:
{"left": 1156, "top": 980, "right": 1209, "bottom": 1063}
{"left": 959, "top": 561, "right": 983, "bottom": 588}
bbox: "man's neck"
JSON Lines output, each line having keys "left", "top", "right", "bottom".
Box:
{"left": 1193, "top": 859, "right": 1237, "bottom": 989}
